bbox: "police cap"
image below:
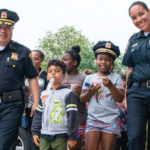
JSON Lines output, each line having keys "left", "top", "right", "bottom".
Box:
{"left": 93, "top": 41, "right": 120, "bottom": 60}
{"left": 0, "top": 9, "right": 19, "bottom": 26}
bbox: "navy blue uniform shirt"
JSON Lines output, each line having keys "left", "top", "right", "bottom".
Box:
{"left": 0, "top": 40, "right": 38, "bottom": 93}
{"left": 122, "top": 31, "right": 150, "bottom": 81}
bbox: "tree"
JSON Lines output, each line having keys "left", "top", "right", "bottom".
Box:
{"left": 37, "top": 25, "right": 126, "bottom": 73}
{"left": 114, "top": 54, "right": 127, "bottom": 74}
{"left": 37, "top": 25, "right": 97, "bottom": 72}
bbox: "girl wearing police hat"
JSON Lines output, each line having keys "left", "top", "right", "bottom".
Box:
{"left": 80, "top": 41, "right": 124, "bottom": 150}
{"left": 122, "top": 1, "right": 150, "bottom": 150}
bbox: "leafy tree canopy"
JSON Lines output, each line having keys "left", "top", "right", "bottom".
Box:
{"left": 37, "top": 25, "right": 127, "bottom": 74}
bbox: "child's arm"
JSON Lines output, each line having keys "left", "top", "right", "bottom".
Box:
{"left": 71, "top": 84, "right": 81, "bottom": 97}
{"left": 68, "top": 140, "right": 77, "bottom": 149}
{"left": 124, "top": 67, "right": 133, "bottom": 109}
{"left": 66, "top": 91, "right": 78, "bottom": 148}
{"left": 102, "top": 77, "right": 124, "bottom": 103}
{"left": 80, "top": 84, "right": 100, "bottom": 103}
{"left": 31, "top": 98, "right": 43, "bottom": 147}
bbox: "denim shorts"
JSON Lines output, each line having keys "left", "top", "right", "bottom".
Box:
{"left": 86, "top": 118, "right": 120, "bottom": 136}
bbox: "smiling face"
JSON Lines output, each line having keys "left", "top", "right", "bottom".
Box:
{"left": 96, "top": 53, "right": 113, "bottom": 75}
{"left": 129, "top": 4, "right": 150, "bottom": 32}
{"left": 0, "top": 25, "right": 13, "bottom": 46}
{"left": 32, "top": 51, "right": 43, "bottom": 70}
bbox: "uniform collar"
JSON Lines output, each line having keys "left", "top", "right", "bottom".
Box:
{"left": 135, "top": 30, "right": 150, "bottom": 39}
{"left": 5, "top": 40, "right": 17, "bottom": 51}
{"left": 136, "top": 31, "right": 146, "bottom": 39}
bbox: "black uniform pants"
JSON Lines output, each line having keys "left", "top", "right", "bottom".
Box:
{"left": 114, "top": 131, "right": 128, "bottom": 150}
{"left": 127, "top": 84, "right": 150, "bottom": 150}
{"left": 0, "top": 101, "right": 23, "bottom": 150}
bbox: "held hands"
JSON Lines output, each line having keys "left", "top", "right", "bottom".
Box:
{"left": 71, "top": 84, "right": 81, "bottom": 97}
{"left": 88, "top": 82, "right": 101, "bottom": 96}
{"left": 33, "top": 135, "right": 40, "bottom": 147}
{"left": 102, "top": 77, "right": 113, "bottom": 88}
{"left": 68, "top": 140, "right": 77, "bottom": 149}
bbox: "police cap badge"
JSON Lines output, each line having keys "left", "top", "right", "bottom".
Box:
{"left": 93, "top": 41, "right": 120, "bottom": 60}
{"left": 0, "top": 8, "right": 19, "bottom": 26}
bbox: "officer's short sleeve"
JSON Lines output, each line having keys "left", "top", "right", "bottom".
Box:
{"left": 122, "top": 40, "right": 134, "bottom": 67}
{"left": 24, "top": 50, "right": 38, "bottom": 78}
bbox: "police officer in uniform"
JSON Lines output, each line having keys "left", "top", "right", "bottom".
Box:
{"left": 0, "top": 9, "right": 39, "bottom": 150}
{"left": 122, "top": 1, "right": 150, "bottom": 150}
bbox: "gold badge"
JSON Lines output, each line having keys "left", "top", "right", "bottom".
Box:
{"left": 105, "top": 42, "right": 111, "bottom": 49}
{"left": 1, "top": 11, "right": 7, "bottom": 19}
{"left": 11, "top": 53, "right": 18, "bottom": 61}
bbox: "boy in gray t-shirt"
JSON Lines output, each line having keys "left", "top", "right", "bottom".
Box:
{"left": 80, "top": 41, "right": 124, "bottom": 150}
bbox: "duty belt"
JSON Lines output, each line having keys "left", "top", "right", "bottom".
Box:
{"left": 132, "top": 80, "right": 150, "bottom": 88}
{"left": 0, "top": 89, "right": 22, "bottom": 103}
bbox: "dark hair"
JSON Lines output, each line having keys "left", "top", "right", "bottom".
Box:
{"left": 32, "top": 50, "right": 45, "bottom": 59}
{"left": 120, "top": 73, "right": 126, "bottom": 81}
{"left": 129, "top": 1, "right": 149, "bottom": 15}
{"left": 83, "top": 69, "right": 94, "bottom": 75}
{"left": 47, "top": 59, "right": 66, "bottom": 74}
{"left": 65, "top": 45, "right": 81, "bottom": 67}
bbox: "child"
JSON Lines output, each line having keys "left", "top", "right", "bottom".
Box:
{"left": 25, "top": 50, "right": 47, "bottom": 150}
{"left": 25, "top": 50, "right": 47, "bottom": 114}
{"left": 62, "top": 45, "right": 86, "bottom": 150}
{"left": 31, "top": 59, "right": 78, "bottom": 150}
{"left": 80, "top": 41, "right": 124, "bottom": 150}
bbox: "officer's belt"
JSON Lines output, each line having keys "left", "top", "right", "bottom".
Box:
{"left": 0, "top": 89, "right": 22, "bottom": 103}
{"left": 132, "top": 80, "right": 150, "bottom": 88}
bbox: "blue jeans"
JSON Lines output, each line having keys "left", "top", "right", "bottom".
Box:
{"left": 0, "top": 101, "right": 23, "bottom": 150}
{"left": 127, "top": 85, "right": 150, "bottom": 150}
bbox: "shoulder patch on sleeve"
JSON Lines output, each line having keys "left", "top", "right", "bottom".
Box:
{"left": 132, "top": 32, "right": 137, "bottom": 36}
{"left": 130, "top": 32, "right": 138, "bottom": 40}
{"left": 29, "top": 52, "right": 32, "bottom": 58}
{"left": 28, "top": 52, "right": 34, "bottom": 65}
{"left": 124, "top": 41, "right": 130, "bottom": 54}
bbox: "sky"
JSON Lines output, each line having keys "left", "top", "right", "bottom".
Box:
{"left": 1, "top": 0, "right": 150, "bottom": 53}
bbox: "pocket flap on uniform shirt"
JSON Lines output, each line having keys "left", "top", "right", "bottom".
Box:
{"left": 5, "top": 59, "right": 21, "bottom": 69}
{"left": 131, "top": 45, "right": 141, "bottom": 53}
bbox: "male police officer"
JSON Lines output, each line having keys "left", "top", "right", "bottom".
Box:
{"left": 0, "top": 9, "right": 39, "bottom": 150}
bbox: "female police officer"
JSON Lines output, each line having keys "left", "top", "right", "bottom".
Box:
{"left": 0, "top": 9, "right": 39, "bottom": 150}
{"left": 122, "top": 1, "right": 150, "bottom": 150}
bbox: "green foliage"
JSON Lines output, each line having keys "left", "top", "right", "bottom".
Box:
{"left": 37, "top": 25, "right": 96, "bottom": 72}
{"left": 114, "top": 54, "right": 127, "bottom": 74}
{"left": 78, "top": 42, "right": 97, "bottom": 72}
{"left": 37, "top": 25, "right": 126, "bottom": 74}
